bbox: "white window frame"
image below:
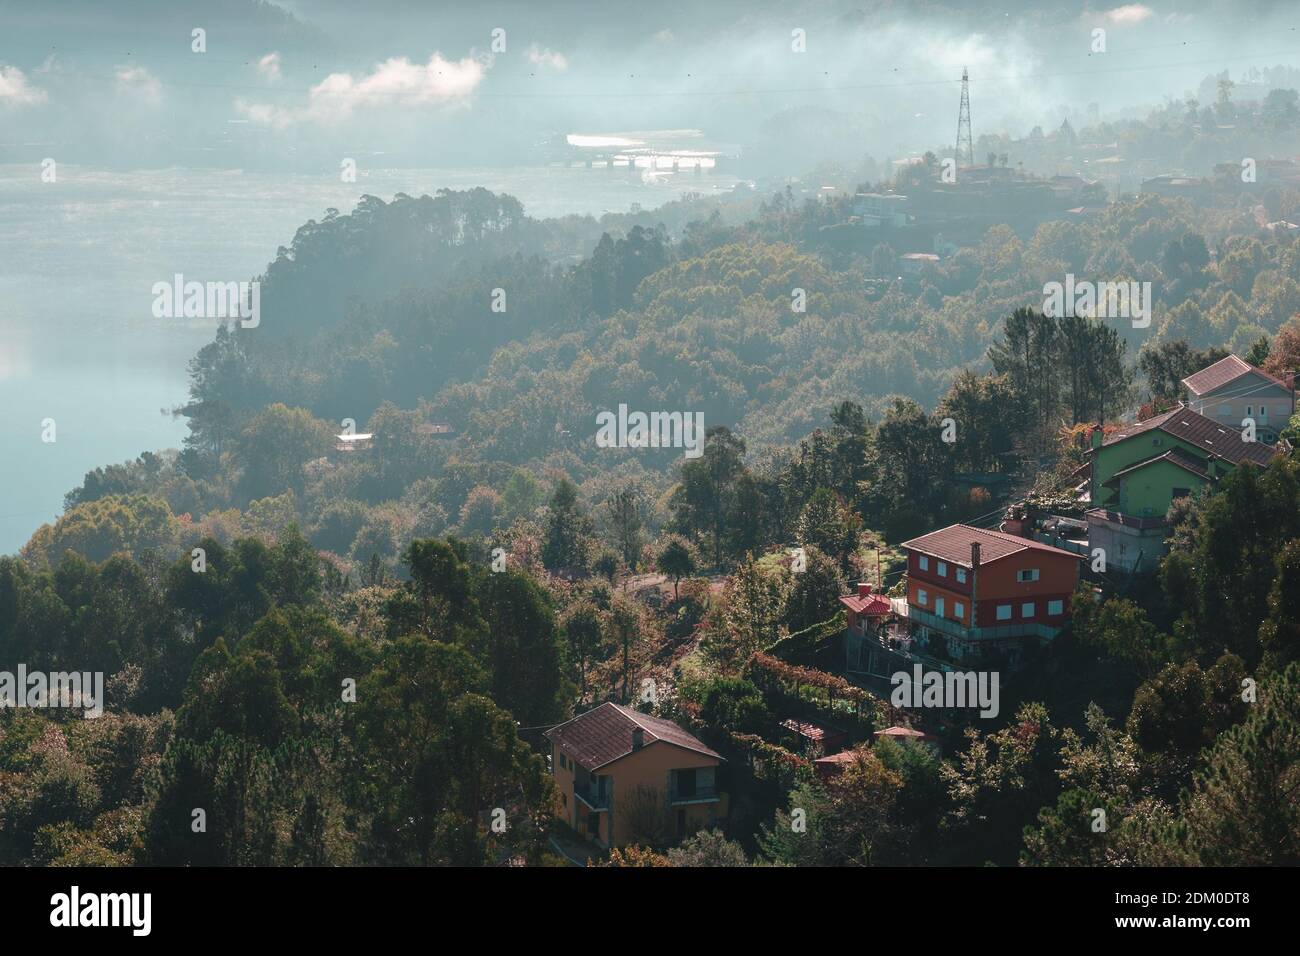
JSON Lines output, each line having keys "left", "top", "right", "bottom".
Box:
{"left": 956, "top": 567, "right": 967, "bottom": 584}
{"left": 1017, "top": 568, "right": 1040, "bottom": 583}
{"left": 937, "top": 561, "right": 947, "bottom": 577}
{"left": 918, "top": 555, "right": 929, "bottom": 571}
{"left": 954, "top": 601, "right": 965, "bottom": 619}
{"left": 917, "top": 589, "right": 928, "bottom": 606}
{"left": 1048, "top": 599, "right": 1064, "bottom": 615}
{"left": 1022, "top": 602, "right": 1035, "bottom": 618}
{"left": 996, "top": 605, "right": 1011, "bottom": 621}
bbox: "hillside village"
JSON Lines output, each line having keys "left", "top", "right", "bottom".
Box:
{"left": 533, "top": 347, "right": 1296, "bottom": 862}
{"left": 9, "top": 179, "right": 1300, "bottom": 866}
{"left": 5, "top": 10, "right": 1300, "bottom": 873}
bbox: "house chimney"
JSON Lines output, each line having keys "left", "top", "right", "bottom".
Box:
{"left": 1090, "top": 425, "right": 1103, "bottom": 451}
{"left": 858, "top": 582, "right": 872, "bottom": 597}
{"left": 631, "top": 727, "right": 644, "bottom": 751}
{"left": 971, "top": 541, "right": 981, "bottom": 569}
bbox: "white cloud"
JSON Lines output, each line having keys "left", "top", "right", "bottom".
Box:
{"left": 240, "top": 51, "right": 487, "bottom": 126}
{"left": 257, "top": 52, "right": 282, "bottom": 83}
{"left": 652, "top": 29, "right": 675, "bottom": 44}
{"left": 310, "top": 52, "right": 486, "bottom": 115}
{"left": 115, "top": 65, "right": 162, "bottom": 106}
{"left": 0, "top": 65, "right": 47, "bottom": 106}
{"left": 234, "top": 99, "right": 293, "bottom": 130}
{"left": 1105, "top": 4, "right": 1155, "bottom": 24}
{"left": 527, "top": 44, "right": 568, "bottom": 72}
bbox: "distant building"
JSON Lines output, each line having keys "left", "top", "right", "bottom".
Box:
{"left": 899, "top": 252, "right": 940, "bottom": 276}
{"left": 1213, "top": 158, "right": 1300, "bottom": 190}
{"left": 1140, "top": 174, "right": 1209, "bottom": 203}
{"left": 1181, "top": 354, "right": 1295, "bottom": 443}
{"left": 902, "top": 165, "right": 1099, "bottom": 221}
{"left": 779, "top": 718, "right": 848, "bottom": 757}
{"left": 813, "top": 749, "right": 862, "bottom": 782}
{"left": 853, "top": 192, "right": 910, "bottom": 227}
{"left": 873, "top": 725, "right": 940, "bottom": 746}
{"left": 545, "top": 703, "right": 726, "bottom": 848}
{"left": 415, "top": 421, "right": 456, "bottom": 437}
{"left": 334, "top": 432, "right": 373, "bottom": 453}
{"left": 900, "top": 524, "right": 1083, "bottom": 664}
{"left": 1048, "top": 173, "right": 1104, "bottom": 205}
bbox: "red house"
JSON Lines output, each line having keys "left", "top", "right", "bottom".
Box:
{"left": 840, "top": 582, "right": 894, "bottom": 673}
{"left": 901, "top": 524, "right": 1083, "bottom": 665}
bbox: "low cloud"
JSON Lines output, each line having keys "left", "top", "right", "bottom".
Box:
{"left": 235, "top": 99, "right": 293, "bottom": 130}
{"left": 1105, "top": 4, "right": 1155, "bottom": 24}
{"left": 257, "top": 52, "right": 282, "bottom": 83}
{"left": 0, "top": 65, "right": 47, "bottom": 106}
{"left": 527, "top": 44, "right": 568, "bottom": 72}
{"left": 239, "top": 50, "right": 487, "bottom": 126}
{"left": 115, "top": 66, "right": 162, "bottom": 106}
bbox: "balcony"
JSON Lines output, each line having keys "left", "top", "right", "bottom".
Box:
{"left": 907, "top": 606, "right": 1060, "bottom": 643}
{"left": 573, "top": 781, "right": 610, "bottom": 811}
{"left": 668, "top": 784, "right": 719, "bottom": 805}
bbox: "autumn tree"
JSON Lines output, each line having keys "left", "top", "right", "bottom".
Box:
{"left": 1263, "top": 314, "right": 1300, "bottom": 379}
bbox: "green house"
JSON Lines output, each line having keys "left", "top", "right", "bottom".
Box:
{"left": 1091, "top": 406, "right": 1278, "bottom": 516}
{"left": 1085, "top": 406, "right": 1280, "bottom": 573}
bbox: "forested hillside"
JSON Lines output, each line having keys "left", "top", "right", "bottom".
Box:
{"left": 6, "top": 167, "right": 1300, "bottom": 867}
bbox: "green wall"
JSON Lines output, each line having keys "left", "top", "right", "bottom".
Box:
{"left": 1114, "top": 458, "right": 1209, "bottom": 517}
{"left": 1094, "top": 433, "right": 1225, "bottom": 517}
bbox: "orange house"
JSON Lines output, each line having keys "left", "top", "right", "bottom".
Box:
{"left": 545, "top": 703, "right": 727, "bottom": 848}
{"left": 901, "top": 523, "right": 1083, "bottom": 664}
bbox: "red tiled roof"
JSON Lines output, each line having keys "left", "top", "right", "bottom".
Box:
{"left": 874, "top": 725, "right": 937, "bottom": 740}
{"left": 1182, "top": 354, "right": 1291, "bottom": 395}
{"left": 900, "top": 523, "right": 1083, "bottom": 568}
{"left": 839, "top": 593, "right": 893, "bottom": 615}
{"left": 1182, "top": 354, "right": 1252, "bottom": 394}
{"left": 1102, "top": 405, "right": 1278, "bottom": 467}
{"left": 814, "top": 750, "right": 862, "bottom": 766}
{"left": 544, "top": 702, "right": 722, "bottom": 771}
{"left": 1101, "top": 406, "right": 1182, "bottom": 443}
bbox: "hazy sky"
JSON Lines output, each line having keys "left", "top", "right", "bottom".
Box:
{"left": 3, "top": 0, "right": 1300, "bottom": 555}
{"left": 4, "top": 1, "right": 1300, "bottom": 173}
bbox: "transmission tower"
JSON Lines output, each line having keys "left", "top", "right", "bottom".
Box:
{"left": 955, "top": 67, "right": 974, "bottom": 168}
